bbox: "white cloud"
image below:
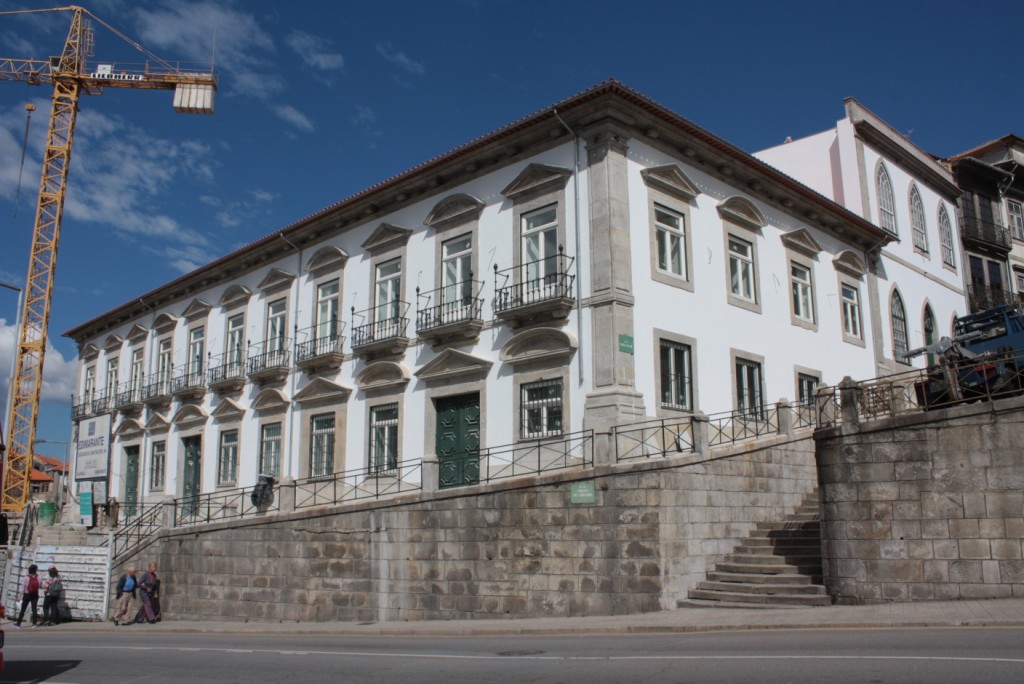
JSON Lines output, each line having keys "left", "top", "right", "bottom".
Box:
{"left": 353, "top": 105, "right": 376, "bottom": 128}
{"left": 376, "top": 42, "right": 425, "bottom": 76}
{"left": 0, "top": 318, "right": 77, "bottom": 405}
{"left": 250, "top": 189, "right": 273, "bottom": 202}
{"left": 285, "top": 30, "right": 344, "bottom": 71}
{"left": 273, "top": 104, "right": 315, "bottom": 132}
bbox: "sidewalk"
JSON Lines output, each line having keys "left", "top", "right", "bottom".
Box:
{"left": 14, "top": 598, "right": 1024, "bottom": 637}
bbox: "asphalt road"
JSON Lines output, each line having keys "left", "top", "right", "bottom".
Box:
{"left": 2, "top": 627, "right": 1022, "bottom": 683}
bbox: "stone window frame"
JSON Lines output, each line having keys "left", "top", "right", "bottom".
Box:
{"left": 82, "top": 363, "right": 96, "bottom": 400}
{"left": 730, "top": 348, "right": 765, "bottom": 416}
{"left": 908, "top": 184, "right": 929, "bottom": 255}
{"left": 653, "top": 327, "right": 698, "bottom": 417}
{"left": 186, "top": 325, "right": 205, "bottom": 376}
{"left": 838, "top": 276, "right": 866, "bottom": 348}
{"left": 155, "top": 335, "right": 174, "bottom": 385}
{"left": 648, "top": 195, "right": 694, "bottom": 292}
{"left": 312, "top": 275, "right": 342, "bottom": 341}
{"left": 787, "top": 255, "right": 817, "bottom": 332}
{"left": 501, "top": 165, "right": 571, "bottom": 285}
{"left": 360, "top": 224, "right": 412, "bottom": 329}
{"left": 217, "top": 427, "right": 239, "bottom": 486}
{"left": 367, "top": 397, "right": 403, "bottom": 473}
{"left": 427, "top": 193, "right": 482, "bottom": 295}
{"left": 938, "top": 205, "right": 957, "bottom": 271}
{"left": 875, "top": 160, "right": 898, "bottom": 237}
{"left": 514, "top": 364, "right": 570, "bottom": 442}
{"left": 105, "top": 356, "right": 119, "bottom": 399}
{"left": 422, "top": 375, "right": 488, "bottom": 468}
{"left": 258, "top": 421, "right": 283, "bottom": 477}
{"left": 793, "top": 365, "right": 822, "bottom": 406}
{"left": 149, "top": 439, "right": 166, "bottom": 491}
{"left": 120, "top": 441, "right": 142, "bottom": 504}
{"left": 308, "top": 412, "right": 337, "bottom": 479}
{"left": 723, "top": 231, "right": 761, "bottom": 314}
{"left": 263, "top": 296, "right": 289, "bottom": 353}
{"left": 1009, "top": 198, "right": 1024, "bottom": 242}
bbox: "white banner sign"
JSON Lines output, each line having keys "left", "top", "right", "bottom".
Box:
{"left": 74, "top": 414, "right": 112, "bottom": 480}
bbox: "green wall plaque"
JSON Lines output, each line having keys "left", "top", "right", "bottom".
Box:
{"left": 570, "top": 481, "right": 596, "bottom": 504}
{"left": 618, "top": 334, "right": 634, "bottom": 354}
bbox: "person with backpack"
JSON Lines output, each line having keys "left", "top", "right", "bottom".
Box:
{"left": 41, "top": 566, "right": 63, "bottom": 626}
{"left": 13, "top": 564, "right": 40, "bottom": 628}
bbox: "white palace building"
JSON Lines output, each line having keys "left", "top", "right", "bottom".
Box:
{"left": 64, "top": 81, "right": 966, "bottom": 514}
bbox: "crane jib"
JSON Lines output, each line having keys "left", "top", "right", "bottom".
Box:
{"left": 89, "top": 71, "right": 144, "bottom": 82}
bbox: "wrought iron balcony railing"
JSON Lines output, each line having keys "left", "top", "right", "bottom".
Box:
{"left": 494, "top": 250, "right": 575, "bottom": 315}
{"left": 415, "top": 280, "right": 483, "bottom": 334}
{"left": 208, "top": 352, "right": 246, "bottom": 390}
{"left": 351, "top": 301, "right": 410, "bottom": 349}
{"left": 113, "top": 380, "right": 145, "bottom": 409}
{"left": 295, "top": 322, "right": 345, "bottom": 366}
{"left": 960, "top": 215, "right": 1010, "bottom": 250}
{"left": 171, "top": 361, "right": 206, "bottom": 396}
{"left": 967, "top": 285, "right": 1023, "bottom": 313}
{"left": 142, "top": 375, "right": 172, "bottom": 403}
{"left": 90, "top": 390, "right": 113, "bottom": 414}
{"left": 71, "top": 392, "right": 95, "bottom": 419}
{"left": 246, "top": 338, "right": 291, "bottom": 376}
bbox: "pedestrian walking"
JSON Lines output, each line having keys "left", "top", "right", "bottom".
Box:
{"left": 134, "top": 562, "right": 160, "bottom": 624}
{"left": 111, "top": 565, "right": 138, "bottom": 626}
{"left": 13, "top": 564, "right": 40, "bottom": 628}
{"left": 41, "top": 566, "right": 63, "bottom": 626}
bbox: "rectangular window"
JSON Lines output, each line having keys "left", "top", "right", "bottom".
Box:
{"left": 735, "top": 358, "right": 763, "bottom": 416}
{"left": 188, "top": 327, "right": 204, "bottom": 376}
{"left": 728, "top": 236, "right": 756, "bottom": 302}
{"left": 316, "top": 280, "right": 340, "bottom": 340}
{"left": 522, "top": 205, "right": 559, "bottom": 288}
{"left": 369, "top": 404, "right": 398, "bottom": 473}
{"left": 442, "top": 234, "right": 473, "bottom": 304}
{"left": 150, "top": 441, "right": 165, "bottom": 490}
{"left": 218, "top": 429, "right": 238, "bottom": 485}
{"left": 106, "top": 358, "right": 119, "bottom": 394}
{"left": 83, "top": 365, "right": 96, "bottom": 401}
{"left": 129, "top": 348, "right": 144, "bottom": 392}
{"left": 310, "top": 413, "right": 336, "bottom": 478}
{"left": 797, "top": 373, "right": 820, "bottom": 406}
{"left": 259, "top": 423, "right": 282, "bottom": 477}
{"left": 266, "top": 299, "right": 287, "bottom": 353}
{"left": 659, "top": 340, "right": 692, "bottom": 410}
{"left": 790, "top": 262, "right": 814, "bottom": 323}
{"left": 374, "top": 258, "right": 402, "bottom": 321}
{"left": 226, "top": 313, "right": 245, "bottom": 367}
{"left": 521, "top": 379, "right": 563, "bottom": 439}
{"left": 841, "top": 284, "right": 863, "bottom": 340}
{"left": 1010, "top": 200, "right": 1024, "bottom": 242}
{"left": 157, "top": 338, "right": 173, "bottom": 385}
{"left": 655, "top": 205, "right": 686, "bottom": 279}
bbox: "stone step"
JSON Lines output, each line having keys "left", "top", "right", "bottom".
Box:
{"left": 678, "top": 598, "right": 810, "bottom": 610}
{"left": 687, "top": 588, "right": 832, "bottom": 607}
{"left": 753, "top": 521, "right": 820, "bottom": 532}
{"left": 724, "top": 552, "right": 821, "bottom": 565}
{"left": 736, "top": 542, "right": 820, "bottom": 554}
{"left": 696, "top": 580, "right": 828, "bottom": 596}
{"left": 715, "top": 561, "right": 812, "bottom": 575}
{"left": 706, "top": 571, "right": 812, "bottom": 585}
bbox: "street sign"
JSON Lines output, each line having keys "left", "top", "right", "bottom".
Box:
{"left": 618, "top": 334, "right": 634, "bottom": 354}
{"left": 570, "top": 481, "right": 596, "bottom": 504}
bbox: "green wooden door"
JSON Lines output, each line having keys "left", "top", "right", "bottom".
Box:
{"left": 437, "top": 393, "right": 480, "bottom": 489}
{"left": 182, "top": 435, "right": 202, "bottom": 515}
{"left": 124, "top": 446, "right": 140, "bottom": 518}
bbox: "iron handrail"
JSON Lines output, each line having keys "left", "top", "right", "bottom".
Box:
{"left": 294, "top": 460, "right": 422, "bottom": 510}
{"left": 351, "top": 301, "right": 410, "bottom": 347}
{"left": 111, "top": 503, "right": 163, "bottom": 560}
{"left": 706, "top": 404, "right": 782, "bottom": 447}
{"left": 246, "top": 338, "right": 291, "bottom": 374}
{"left": 174, "top": 483, "right": 279, "bottom": 526}
{"left": 415, "top": 280, "right": 484, "bottom": 332}
{"left": 171, "top": 360, "right": 205, "bottom": 393}
{"left": 612, "top": 416, "right": 695, "bottom": 462}
{"left": 494, "top": 250, "right": 575, "bottom": 313}
{"left": 207, "top": 352, "right": 246, "bottom": 385}
{"left": 438, "top": 429, "right": 593, "bottom": 489}
{"left": 295, "top": 321, "right": 346, "bottom": 362}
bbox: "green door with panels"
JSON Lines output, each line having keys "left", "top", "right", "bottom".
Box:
{"left": 436, "top": 393, "right": 480, "bottom": 489}
{"left": 124, "top": 446, "right": 139, "bottom": 518}
{"left": 182, "top": 435, "right": 202, "bottom": 515}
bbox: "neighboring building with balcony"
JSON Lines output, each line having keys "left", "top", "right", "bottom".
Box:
{"left": 945, "top": 135, "right": 1024, "bottom": 313}
{"left": 755, "top": 98, "right": 967, "bottom": 374}
{"left": 64, "top": 81, "right": 964, "bottom": 515}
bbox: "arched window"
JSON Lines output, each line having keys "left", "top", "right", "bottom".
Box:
{"left": 923, "top": 305, "right": 936, "bottom": 366}
{"left": 910, "top": 186, "right": 928, "bottom": 252}
{"left": 939, "top": 206, "right": 956, "bottom": 268}
{"left": 891, "top": 290, "right": 909, "bottom": 361}
{"left": 876, "top": 163, "right": 898, "bottom": 236}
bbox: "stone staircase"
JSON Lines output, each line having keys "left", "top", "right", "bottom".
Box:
{"left": 682, "top": 497, "right": 830, "bottom": 608}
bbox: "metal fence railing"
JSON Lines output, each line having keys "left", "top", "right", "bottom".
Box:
{"left": 707, "top": 404, "right": 782, "bottom": 447}
{"left": 613, "top": 417, "right": 695, "bottom": 462}
{"left": 440, "top": 430, "right": 593, "bottom": 489}
{"left": 174, "top": 484, "right": 279, "bottom": 527}
{"left": 111, "top": 503, "right": 163, "bottom": 560}
{"left": 294, "top": 460, "right": 422, "bottom": 510}
{"left": 815, "top": 348, "right": 1024, "bottom": 427}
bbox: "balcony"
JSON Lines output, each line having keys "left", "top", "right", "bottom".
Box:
{"left": 207, "top": 353, "right": 246, "bottom": 393}
{"left": 90, "top": 390, "right": 113, "bottom": 415}
{"left": 350, "top": 302, "right": 411, "bottom": 360}
{"left": 960, "top": 215, "right": 1011, "bottom": 252}
{"left": 415, "top": 280, "right": 484, "bottom": 345}
{"left": 246, "top": 338, "right": 291, "bottom": 384}
{"left": 71, "top": 393, "right": 95, "bottom": 420}
{"left": 494, "top": 250, "right": 575, "bottom": 328}
{"left": 295, "top": 323, "right": 345, "bottom": 371}
{"left": 967, "top": 284, "right": 1023, "bottom": 313}
{"left": 171, "top": 362, "right": 206, "bottom": 401}
{"left": 142, "top": 376, "right": 172, "bottom": 406}
{"left": 113, "top": 381, "right": 145, "bottom": 413}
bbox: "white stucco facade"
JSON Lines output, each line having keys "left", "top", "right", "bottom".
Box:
{"left": 65, "top": 83, "right": 966, "bottom": 510}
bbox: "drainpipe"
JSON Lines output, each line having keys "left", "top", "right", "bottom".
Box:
{"left": 279, "top": 233, "right": 302, "bottom": 481}
{"left": 552, "top": 108, "right": 585, "bottom": 386}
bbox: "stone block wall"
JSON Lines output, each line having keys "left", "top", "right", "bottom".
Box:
{"left": 816, "top": 395, "right": 1024, "bottom": 603}
{"left": 125, "top": 436, "right": 816, "bottom": 623}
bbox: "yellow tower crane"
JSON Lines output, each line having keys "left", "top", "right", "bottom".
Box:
{"left": 0, "top": 5, "right": 217, "bottom": 512}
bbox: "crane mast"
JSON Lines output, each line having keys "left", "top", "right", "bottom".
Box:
{"left": 1, "top": 5, "right": 216, "bottom": 512}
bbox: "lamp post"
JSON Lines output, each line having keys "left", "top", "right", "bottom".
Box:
{"left": 32, "top": 438, "right": 68, "bottom": 513}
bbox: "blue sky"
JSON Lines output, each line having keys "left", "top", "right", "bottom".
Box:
{"left": 1, "top": 0, "right": 1022, "bottom": 460}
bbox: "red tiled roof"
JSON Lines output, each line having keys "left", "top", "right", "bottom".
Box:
{"left": 34, "top": 454, "right": 69, "bottom": 473}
